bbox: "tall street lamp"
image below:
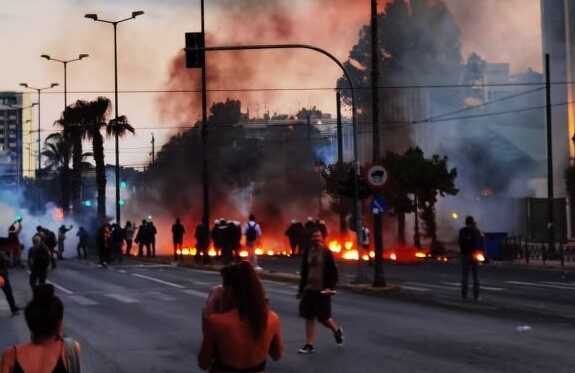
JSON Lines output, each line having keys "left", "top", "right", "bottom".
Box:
{"left": 19, "top": 82, "right": 59, "bottom": 177}
{"left": 41, "top": 54, "right": 89, "bottom": 108}
{"left": 84, "top": 10, "right": 144, "bottom": 225}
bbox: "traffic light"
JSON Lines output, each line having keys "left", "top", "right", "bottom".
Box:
{"left": 185, "top": 32, "right": 205, "bottom": 68}
{"left": 119, "top": 198, "right": 125, "bottom": 206}
{"left": 120, "top": 180, "right": 127, "bottom": 189}
{"left": 83, "top": 200, "right": 92, "bottom": 207}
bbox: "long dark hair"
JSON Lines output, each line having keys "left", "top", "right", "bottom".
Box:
{"left": 25, "top": 284, "right": 64, "bottom": 343}
{"left": 224, "top": 261, "right": 269, "bottom": 341}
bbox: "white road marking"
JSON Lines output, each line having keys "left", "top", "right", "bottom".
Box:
{"left": 147, "top": 291, "right": 179, "bottom": 301}
{"left": 47, "top": 281, "right": 75, "bottom": 295}
{"left": 441, "top": 281, "right": 505, "bottom": 291}
{"left": 104, "top": 293, "right": 138, "bottom": 303}
{"left": 68, "top": 295, "right": 98, "bottom": 306}
{"left": 132, "top": 273, "right": 186, "bottom": 289}
{"left": 182, "top": 289, "right": 209, "bottom": 298}
{"left": 506, "top": 280, "right": 575, "bottom": 290}
{"left": 400, "top": 285, "right": 431, "bottom": 292}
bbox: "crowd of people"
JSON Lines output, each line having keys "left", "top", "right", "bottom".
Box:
{"left": 1, "top": 211, "right": 350, "bottom": 371}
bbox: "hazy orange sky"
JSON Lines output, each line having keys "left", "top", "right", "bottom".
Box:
{"left": 0, "top": 0, "right": 541, "bottom": 169}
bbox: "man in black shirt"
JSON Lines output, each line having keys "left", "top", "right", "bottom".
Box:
{"left": 459, "top": 216, "right": 481, "bottom": 301}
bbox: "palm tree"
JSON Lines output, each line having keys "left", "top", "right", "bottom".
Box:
{"left": 82, "top": 97, "right": 113, "bottom": 223}
{"left": 54, "top": 103, "right": 85, "bottom": 213}
{"left": 41, "top": 133, "right": 72, "bottom": 209}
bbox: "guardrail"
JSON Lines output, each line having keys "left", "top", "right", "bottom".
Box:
{"left": 501, "top": 236, "right": 575, "bottom": 266}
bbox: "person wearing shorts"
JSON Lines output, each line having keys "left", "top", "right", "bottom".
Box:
{"left": 297, "top": 229, "right": 343, "bottom": 354}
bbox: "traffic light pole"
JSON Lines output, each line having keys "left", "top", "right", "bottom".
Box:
{"left": 185, "top": 42, "right": 364, "bottom": 277}
{"left": 371, "top": 0, "right": 386, "bottom": 286}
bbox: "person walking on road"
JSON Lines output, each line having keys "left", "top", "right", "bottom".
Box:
{"left": 27, "top": 235, "right": 51, "bottom": 289}
{"left": 243, "top": 214, "right": 262, "bottom": 270}
{"left": 198, "top": 260, "right": 283, "bottom": 372}
{"left": 459, "top": 215, "right": 482, "bottom": 301}
{"left": 172, "top": 218, "right": 185, "bottom": 261}
{"left": 297, "top": 228, "right": 344, "bottom": 354}
{"left": 76, "top": 226, "right": 89, "bottom": 259}
{"left": 0, "top": 249, "right": 21, "bottom": 316}
{"left": 285, "top": 219, "right": 305, "bottom": 256}
{"left": 0, "top": 284, "right": 82, "bottom": 372}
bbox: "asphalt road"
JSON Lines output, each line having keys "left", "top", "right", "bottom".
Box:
{"left": 1, "top": 258, "right": 575, "bottom": 372}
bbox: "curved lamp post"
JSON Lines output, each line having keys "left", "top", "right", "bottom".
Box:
{"left": 19, "top": 82, "right": 59, "bottom": 176}
{"left": 41, "top": 53, "right": 89, "bottom": 109}
{"left": 84, "top": 10, "right": 144, "bottom": 225}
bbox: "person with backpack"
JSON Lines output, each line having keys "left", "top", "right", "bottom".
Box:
{"left": 459, "top": 216, "right": 482, "bottom": 301}
{"left": 242, "top": 214, "right": 262, "bottom": 270}
{"left": 27, "top": 235, "right": 51, "bottom": 288}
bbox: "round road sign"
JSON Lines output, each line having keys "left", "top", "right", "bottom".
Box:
{"left": 365, "top": 162, "right": 389, "bottom": 189}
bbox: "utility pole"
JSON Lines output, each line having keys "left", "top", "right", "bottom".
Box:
{"left": 545, "top": 53, "right": 554, "bottom": 265}
{"left": 151, "top": 133, "right": 155, "bottom": 164}
{"left": 371, "top": 0, "right": 386, "bottom": 286}
{"left": 336, "top": 91, "right": 346, "bottom": 234}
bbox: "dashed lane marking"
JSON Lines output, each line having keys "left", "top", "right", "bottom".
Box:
{"left": 68, "top": 295, "right": 99, "bottom": 306}
{"left": 506, "top": 280, "right": 575, "bottom": 290}
{"left": 132, "top": 273, "right": 186, "bottom": 289}
{"left": 104, "top": 293, "right": 138, "bottom": 303}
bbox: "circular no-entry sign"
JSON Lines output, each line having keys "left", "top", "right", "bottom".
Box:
{"left": 364, "top": 162, "right": 389, "bottom": 189}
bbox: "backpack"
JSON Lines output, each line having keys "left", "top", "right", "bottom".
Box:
{"left": 32, "top": 246, "right": 51, "bottom": 268}
{"left": 246, "top": 223, "right": 258, "bottom": 242}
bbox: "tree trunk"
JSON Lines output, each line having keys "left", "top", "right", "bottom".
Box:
{"left": 413, "top": 194, "right": 421, "bottom": 248}
{"left": 397, "top": 211, "right": 406, "bottom": 245}
{"left": 93, "top": 133, "right": 107, "bottom": 224}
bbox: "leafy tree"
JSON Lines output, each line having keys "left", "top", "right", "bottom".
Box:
{"left": 322, "top": 161, "right": 355, "bottom": 234}
{"left": 381, "top": 147, "right": 457, "bottom": 250}
{"left": 418, "top": 154, "right": 458, "bottom": 254}
{"left": 209, "top": 98, "right": 241, "bottom": 127}
{"left": 338, "top": 0, "right": 461, "bottom": 150}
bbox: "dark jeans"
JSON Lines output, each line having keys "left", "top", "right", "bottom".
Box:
{"left": 139, "top": 242, "right": 152, "bottom": 257}
{"left": 125, "top": 239, "right": 133, "bottom": 256}
{"left": 461, "top": 254, "right": 480, "bottom": 300}
{"left": 30, "top": 267, "right": 48, "bottom": 288}
{"left": 1, "top": 274, "right": 18, "bottom": 312}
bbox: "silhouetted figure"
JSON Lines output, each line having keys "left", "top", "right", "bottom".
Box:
{"left": 0, "top": 249, "right": 21, "bottom": 315}
{"left": 149, "top": 221, "right": 158, "bottom": 257}
{"left": 229, "top": 221, "right": 242, "bottom": 262}
{"left": 124, "top": 221, "right": 135, "bottom": 256}
{"left": 135, "top": 220, "right": 151, "bottom": 257}
{"left": 221, "top": 221, "right": 235, "bottom": 265}
{"left": 459, "top": 216, "right": 481, "bottom": 301}
{"left": 76, "top": 227, "right": 89, "bottom": 259}
{"left": 172, "top": 218, "right": 185, "bottom": 261}
{"left": 6, "top": 220, "right": 23, "bottom": 267}
{"left": 96, "top": 222, "right": 111, "bottom": 267}
{"left": 57, "top": 224, "right": 73, "bottom": 259}
{"left": 110, "top": 223, "right": 125, "bottom": 263}
{"left": 27, "top": 235, "right": 51, "bottom": 288}
{"left": 194, "top": 221, "right": 211, "bottom": 265}
{"left": 211, "top": 219, "right": 224, "bottom": 259}
{"left": 285, "top": 219, "right": 305, "bottom": 256}
{"left": 37, "top": 226, "right": 57, "bottom": 270}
